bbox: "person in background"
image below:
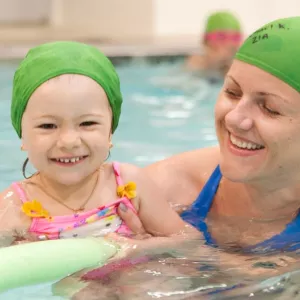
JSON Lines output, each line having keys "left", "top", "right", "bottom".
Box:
{"left": 186, "top": 11, "right": 243, "bottom": 76}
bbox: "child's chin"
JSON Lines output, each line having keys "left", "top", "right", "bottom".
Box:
{"left": 54, "top": 174, "right": 88, "bottom": 186}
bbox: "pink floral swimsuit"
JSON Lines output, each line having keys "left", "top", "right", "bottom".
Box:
{"left": 11, "top": 162, "right": 137, "bottom": 240}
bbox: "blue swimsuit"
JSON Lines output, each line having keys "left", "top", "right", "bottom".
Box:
{"left": 180, "top": 165, "right": 300, "bottom": 253}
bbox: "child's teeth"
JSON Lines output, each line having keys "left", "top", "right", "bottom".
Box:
{"left": 56, "top": 157, "right": 83, "bottom": 163}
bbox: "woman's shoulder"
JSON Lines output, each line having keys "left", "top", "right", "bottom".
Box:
{"left": 145, "top": 146, "right": 219, "bottom": 178}
{"left": 143, "top": 146, "right": 220, "bottom": 206}
{"left": 108, "top": 145, "right": 220, "bottom": 180}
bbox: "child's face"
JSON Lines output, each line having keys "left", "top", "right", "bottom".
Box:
{"left": 21, "top": 74, "right": 112, "bottom": 185}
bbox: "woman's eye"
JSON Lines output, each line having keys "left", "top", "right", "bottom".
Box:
{"left": 263, "top": 105, "right": 280, "bottom": 116}
{"left": 224, "top": 88, "right": 241, "bottom": 98}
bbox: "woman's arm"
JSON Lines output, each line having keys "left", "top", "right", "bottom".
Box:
{"left": 121, "top": 163, "right": 200, "bottom": 237}
{"left": 117, "top": 203, "right": 298, "bottom": 278}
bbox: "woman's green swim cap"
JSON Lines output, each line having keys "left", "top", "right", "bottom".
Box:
{"left": 235, "top": 16, "right": 300, "bottom": 92}
{"left": 11, "top": 41, "right": 122, "bottom": 138}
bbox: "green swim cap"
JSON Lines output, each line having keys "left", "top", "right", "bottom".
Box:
{"left": 235, "top": 17, "right": 300, "bottom": 92}
{"left": 205, "top": 11, "right": 241, "bottom": 33}
{"left": 12, "top": 41, "right": 122, "bottom": 138}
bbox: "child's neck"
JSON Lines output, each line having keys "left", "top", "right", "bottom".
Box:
{"left": 30, "top": 168, "right": 101, "bottom": 213}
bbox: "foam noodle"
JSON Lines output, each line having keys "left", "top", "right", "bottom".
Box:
{"left": 0, "top": 238, "right": 118, "bottom": 293}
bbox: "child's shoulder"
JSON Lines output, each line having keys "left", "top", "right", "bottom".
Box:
{"left": 110, "top": 161, "right": 142, "bottom": 183}
{"left": 0, "top": 181, "right": 31, "bottom": 232}
{"left": 0, "top": 181, "right": 25, "bottom": 206}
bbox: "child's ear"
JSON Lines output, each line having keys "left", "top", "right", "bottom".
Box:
{"left": 20, "top": 138, "right": 27, "bottom": 151}
{"left": 109, "top": 135, "right": 113, "bottom": 149}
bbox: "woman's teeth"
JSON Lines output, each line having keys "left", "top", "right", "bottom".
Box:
{"left": 230, "top": 135, "right": 264, "bottom": 150}
{"left": 55, "top": 156, "right": 84, "bottom": 163}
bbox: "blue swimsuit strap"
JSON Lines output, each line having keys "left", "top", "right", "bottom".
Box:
{"left": 246, "top": 212, "right": 300, "bottom": 253}
{"left": 180, "top": 165, "right": 221, "bottom": 246}
{"left": 180, "top": 165, "right": 300, "bottom": 252}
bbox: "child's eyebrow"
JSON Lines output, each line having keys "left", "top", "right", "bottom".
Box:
{"left": 32, "top": 113, "right": 106, "bottom": 120}
{"left": 79, "top": 114, "right": 105, "bottom": 118}
{"left": 32, "top": 114, "right": 56, "bottom": 120}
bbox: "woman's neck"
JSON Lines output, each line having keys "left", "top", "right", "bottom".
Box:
{"left": 220, "top": 178, "right": 300, "bottom": 220}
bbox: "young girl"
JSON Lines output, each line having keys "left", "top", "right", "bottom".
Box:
{"left": 0, "top": 41, "right": 192, "bottom": 244}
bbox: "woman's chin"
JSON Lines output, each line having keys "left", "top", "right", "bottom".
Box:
{"left": 219, "top": 161, "right": 260, "bottom": 183}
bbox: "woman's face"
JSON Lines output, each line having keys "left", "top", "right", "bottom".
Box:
{"left": 215, "top": 59, "right": 300, "bottom": 187}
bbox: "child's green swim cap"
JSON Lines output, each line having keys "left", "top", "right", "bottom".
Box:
{"left": 235, "top": 16, "right": 300, "bottom": 92}
{"left": 11, "top": 41, "right": 122, "bottom": 138}
{"left": 205, "top": 11, "right": 241, "bottom": 33}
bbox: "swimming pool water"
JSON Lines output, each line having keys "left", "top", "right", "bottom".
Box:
{"left": 1, "top": 59, "right": 297, "bottom": 299}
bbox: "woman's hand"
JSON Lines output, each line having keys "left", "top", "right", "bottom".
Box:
{"left": 117, "top": 203, "right": 150, "bottom": 238}
{"left": 104, "top": 233, "right": 171, "bottom": 260}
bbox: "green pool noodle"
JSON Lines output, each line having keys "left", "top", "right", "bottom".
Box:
{"left": 0, "top": 238, "right": 118, "bottom": 293}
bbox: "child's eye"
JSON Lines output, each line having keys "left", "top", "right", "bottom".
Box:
{"left": 38, "top": 124, "right": 56, "bottom": 129}
{"left": 80, "top": 121, "right": 98, "bottom": 126}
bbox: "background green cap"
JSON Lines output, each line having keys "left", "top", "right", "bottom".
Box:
{"left": 205, "top": 11, "right": 241, "bottom": 33}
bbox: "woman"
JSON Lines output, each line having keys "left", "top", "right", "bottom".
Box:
{"left": 119, "top": 16, "right": 300, "bottom": 254}
{"left": 53, "top": 17, "right": 300, "bottom": 298}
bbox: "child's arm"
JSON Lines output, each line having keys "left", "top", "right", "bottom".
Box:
{"left": 121, "top": 164, "right": 199, "bottom": 237}
{"left": 0, "top": 187, "right": 32, "bottom": 246}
